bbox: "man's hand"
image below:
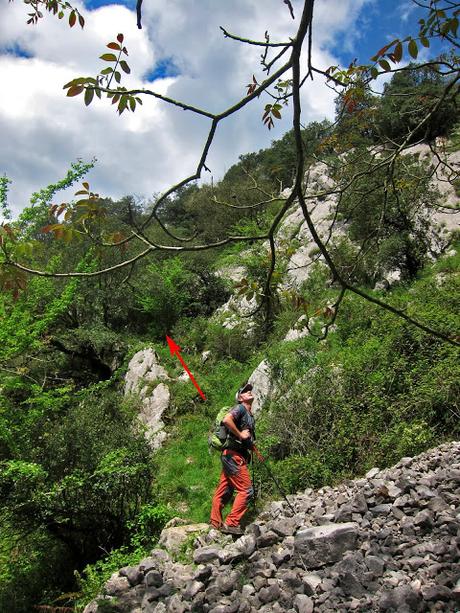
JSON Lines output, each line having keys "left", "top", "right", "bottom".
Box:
{"left": 240, "top": 429, "right": 251, "bottom": 440}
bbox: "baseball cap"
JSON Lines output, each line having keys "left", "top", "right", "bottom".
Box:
{"left": 235, "top": 382, "right": 253, "bottom": 401}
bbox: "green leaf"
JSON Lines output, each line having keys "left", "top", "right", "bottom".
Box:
{"left": 84, "top": 88, "right": 94, "bottom": 106}
{"left": 440, "top": 21, "right": 451, "bottom": 35}
{"left": 63, "top": 77, "right": 89, "bottom": 88}
{"left": 129, "top": 97, "right": 136, "bottom": 112}
{"left": 107, "top": 42, "right": 121, "bottom": 51}
{"left": 420, "top": 35, "right": 430, "bottom": 48}
{"left": 114, "top": 71, "right": 121, "bottom": 84}
{"left": 370, "top": 66, "right": 378, "bottom": 79}
{"left": 62, "top": 229, "right": 74, "bottom": 243}
{"left": 99, "top": 53, "right": 117, "bottom": 62}
{"left": 271, "top": 108, "right": 282, "bottom": 119}
{"left": 378, "top": 59, "right": 391, "bottom": 72}
{"left": 100, "top": 67, "right": 113, "bottom": 75}
{"left": 118, "top": 95, "right": 128, "bottom": 114}
{"left": 120, "top": 60, "right": 131, "bottom": 74}
{"left": 408, "top": 38, "right": 418, "bottom": 59}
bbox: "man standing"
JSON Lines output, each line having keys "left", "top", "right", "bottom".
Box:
{"left": 210, "top": 383, "right": 256, "bottom": 535}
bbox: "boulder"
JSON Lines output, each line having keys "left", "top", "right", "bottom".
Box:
{"left": 124, "top": 348, "right": 171, "bottom": 450}
{"left": 138, "top": 383, "right": 170, "bottom": 449}
{"left": 158, "top": 523, "right": 209, "bottom": 555}
{"left": 247, "top": 359, "right": 274, "bottom": 415}
{"left": 294, "top": 522, "right": 359, "bottom": 568}
{"left": 125, "top": 348, "right": 169, "bottom": 394}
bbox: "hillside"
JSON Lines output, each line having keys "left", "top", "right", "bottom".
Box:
{"left": 0, "top": 69, "right": 459, "bottom": 611}
{"left": 83, "top": 441, "right": 460, "bottom": 612}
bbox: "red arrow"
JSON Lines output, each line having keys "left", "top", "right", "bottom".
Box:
{"left": 166, "top": 336, "right": 206, "bottom": 401}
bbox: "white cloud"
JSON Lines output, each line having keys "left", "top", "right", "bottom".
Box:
{"left": 0, "top": 0, "right": 371, "bottom": 216}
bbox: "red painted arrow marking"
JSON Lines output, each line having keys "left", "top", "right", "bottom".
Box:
{"left": 166, "top": 335, "right": 206, "bottom": 401}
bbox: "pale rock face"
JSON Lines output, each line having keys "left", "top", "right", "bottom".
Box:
{"left": 214, "top": 294, "right": 258, "bottom": 330}
{"left": 283, "top": 145, "right": 459, "bottom": 290}
{"left": 124, "top": 348, "right": 170, "bottom": 450}
{"left": 124, "top": 348, "right": 169, "bottom": 395}
{"left": 284, "top": 315, "right": 309, "bottom": 342}
{"left": 216, "top": 265, "right": 246, "bottom": 284}
{"left": 247, "top": 359, "right": 274, "bottom": 416}
{"left": 158, "top": 523, "right": 210, "bottom": 555}
{"left": 280, "top": 192, "right": 342, "bottom": 288}
{"left": 211, "top": 145, "right": 458, "bottom": 327}
{"left": 138, "top": 383, "right": 170, "bottom": 450}
{"left": 401, "top": 144, "right": 459, "bottom": 236}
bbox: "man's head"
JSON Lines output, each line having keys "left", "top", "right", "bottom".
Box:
{"left": 236, "top": 382, "right": 254, "bottom": 404}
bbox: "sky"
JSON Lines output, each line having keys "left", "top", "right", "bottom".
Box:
{"left": 0, "top": 0, "right": 440, "bottom": 216}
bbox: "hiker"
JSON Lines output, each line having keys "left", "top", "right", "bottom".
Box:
{"left": 210, "top": 382, "right": 256, "bottom": 535}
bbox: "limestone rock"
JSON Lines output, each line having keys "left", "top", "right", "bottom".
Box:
{"left": 124, "top": 348, "right": 171, "bottom": 450}
{"left": 85, "top": 441, "right": 460, "bottom": 613}
{"left": 158, "top": 523, "right": 209, "bottom": 555}
{"left": 294, "top": 522, "right": 359, "bottom": 568}
{"left": 246, "top": 359, "right": 273, "bottom": 415}
{"left": 138, "top": 382, "right": 170, "bottom": 449}
{"left": 125, "top": 348, "right": 169, "bottom": 395}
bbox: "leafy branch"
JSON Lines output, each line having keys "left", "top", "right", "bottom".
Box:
{"left": 13, "top": 0, "right": 85, "bottom": 28}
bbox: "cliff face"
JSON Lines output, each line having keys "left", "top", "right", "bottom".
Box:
{"left": 84, "top": 441, "right": 460, "bottom": 613}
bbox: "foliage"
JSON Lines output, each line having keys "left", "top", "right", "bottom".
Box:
{"left": 74, "top": 545, "right": 148, "bottom": 612}
{"left": 2, "top": 3, "right": 460, "bottom": 607}
{"left": 335, "top": 150, "right": 441, "bottom": 282}
{"left": 0, "top": 177, "right": 12, "bottom": 221}
{"left": 376, "top": 64, "right": 459, "bottom": 144}
{"left": 0, "top": 381, "right": 154, "bottom": 610}
{"left": 260, "top": 252, "right": 459, "bottom": 491}
{"left": 0, "top": 518, "right": 72, "bottom": 613}
{"left": 135, "top": 257, "right": 230, "bottom": 339}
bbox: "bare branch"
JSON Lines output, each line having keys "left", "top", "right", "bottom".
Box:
{"left": 219, "top": 26, "right": 292, "bottom": 48}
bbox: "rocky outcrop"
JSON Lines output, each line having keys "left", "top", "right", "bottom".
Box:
{"left": 125, "top": 348, "right": 171, "bottom": 450}
{"left": 84, "top": 441, "right": 460, "bottom": 612}
{"left": 246, "top": 360, "right": 274, "bottom": 416}
{"left": 216, "top": 144, "right": 459, "bottom": 326}
{"left": 158, "top": 519, "right": 210, "bottom": 555}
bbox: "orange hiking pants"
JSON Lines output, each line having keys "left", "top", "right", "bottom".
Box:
{"left": 210, "top": 450, "right": 254, "bottom": 528}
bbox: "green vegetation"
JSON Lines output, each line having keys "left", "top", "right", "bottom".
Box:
{"left": 0, "top": 64, "right": 459, "bottom": 611}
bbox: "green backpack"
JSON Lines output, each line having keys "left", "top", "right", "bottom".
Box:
{"left": 208, "top": 406, "right": 231, "bottom": 452}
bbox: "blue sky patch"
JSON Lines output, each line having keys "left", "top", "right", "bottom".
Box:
{"left": 83, "top": 0, "right": 135, "bottom": 9}
{"left": 145, "top": 58, "right": 180, "bottom": 82}
{"left": 330, "top": 0, "right": 444, "bottom": 67}
{"left": 1, "top": 44, "right": 33, "bottom": 59}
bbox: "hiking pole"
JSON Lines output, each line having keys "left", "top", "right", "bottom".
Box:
{"left": 252, "top": 445, "right": 296, "bottom": 515}
{"left": 250, "top": 451, "right": 259, "bottom": 512}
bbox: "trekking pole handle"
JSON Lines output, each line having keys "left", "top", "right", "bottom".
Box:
{"left": 252, "top": 444, "right": 265, "bottom": 462}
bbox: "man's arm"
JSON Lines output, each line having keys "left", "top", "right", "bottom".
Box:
{"left": 222, "top": 413, "right": 250, "bottom": 441}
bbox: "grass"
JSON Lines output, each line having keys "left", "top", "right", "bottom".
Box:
{"left": 152, "top": 414, "right": 220, "bottom": 523}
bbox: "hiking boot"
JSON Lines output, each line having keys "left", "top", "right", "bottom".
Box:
{"left": 209, "top": 522, "right": 222, "bottom": 530}
{"left": 220, "top": 524, "right": 243, "bottom": 536}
